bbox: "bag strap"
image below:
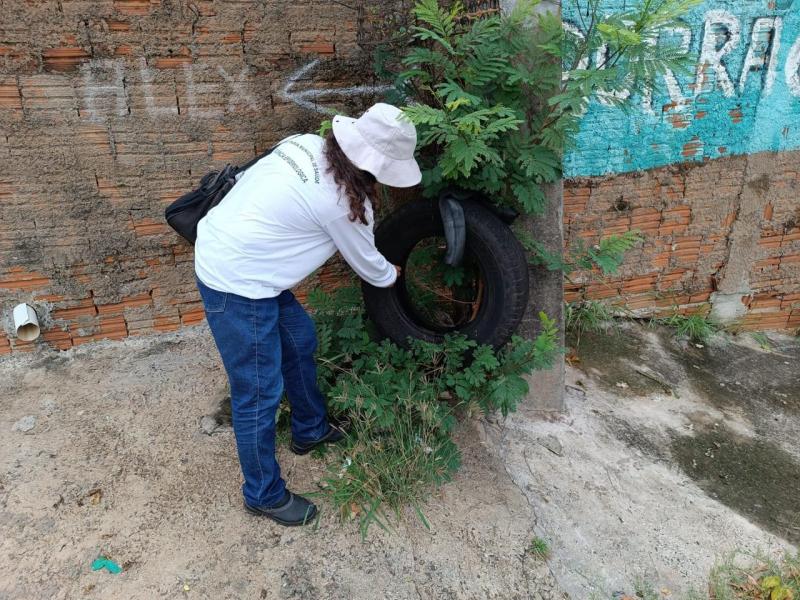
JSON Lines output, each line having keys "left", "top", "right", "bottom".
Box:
{"left": 237, "top": 134, "right": 303, "bottom": 173}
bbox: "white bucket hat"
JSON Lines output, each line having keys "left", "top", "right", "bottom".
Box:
{"left": 332, "top": 103, "right": 422, "bottom": 188}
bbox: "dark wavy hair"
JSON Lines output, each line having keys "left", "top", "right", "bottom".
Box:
{"left": 324, "top": 131, "right": 377, "bottom": 225}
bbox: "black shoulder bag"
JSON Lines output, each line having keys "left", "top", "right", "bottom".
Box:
{"left": 164, "top": 136, "right": 295, "bottom": 244}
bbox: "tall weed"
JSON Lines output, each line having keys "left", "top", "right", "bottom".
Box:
{"left": 308, "top": 286, "right": 559, "bottom": 533}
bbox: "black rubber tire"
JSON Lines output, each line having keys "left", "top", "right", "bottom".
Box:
{"left": 363, "top": 199, "right": 530, "bottom": 350}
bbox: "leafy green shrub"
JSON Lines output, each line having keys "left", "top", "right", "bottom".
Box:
{"left": 308, "top": 285, "right": 559, "bottom": 533}
{"left": 392, "top": 0, "right": 697, "bottom": 213}
{"left": 521, "top": 229, "right": 643, "bottom": 279}
{"left": 385, "top": 0, "right": 689, "bottom": 295}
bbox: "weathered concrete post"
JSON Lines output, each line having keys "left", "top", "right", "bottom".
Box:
{"left": 519, "top": 182, "right": 565, "bottom": 413}
{"left": 502, "top": 0, "right": 566, "bottom": 413}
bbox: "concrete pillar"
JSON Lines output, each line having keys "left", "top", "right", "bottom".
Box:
{"left": 518, "top": 182, "right": 565, "bottom": 413}
{"left": 503, "top": 0, "right": 565, "bottom": 413}
{"left": 710, "top": 153, "right": 772, "bottom": 325}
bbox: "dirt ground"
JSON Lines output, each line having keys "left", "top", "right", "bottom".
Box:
{"left": 0, "top": 326, "right": 565, "bottom": 600}
{"left": 2, "top": 322, "right": 799, "bottom": 600}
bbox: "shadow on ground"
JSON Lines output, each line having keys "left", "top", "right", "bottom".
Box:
{"left": 575, "top": 325, "right": 800, "bottom": 545}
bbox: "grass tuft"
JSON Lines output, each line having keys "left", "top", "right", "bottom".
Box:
{"left": 565, "top": 301, "right": 617, "bottom": 344}
{"left": 749, "top": 332, "right": 773, "bottom": 351}
{"left": 527, "top": 537, "right": 551, "bottom": 561}
{"left": 708, "top": 551, "right": 800, "bottom": 600}
{"left": 654, "top": 313, "right": 718, "bottom": 343}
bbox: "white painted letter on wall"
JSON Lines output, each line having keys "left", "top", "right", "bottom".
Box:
{"left": 696, "top": 10, "right": 741, "bottom": 97}
{"left": 739, "top": 17, "right": 783, "bottom": 95}
{"left": 787, "top": 35, "right": 800, "bottom": 97}
{"left": 80, "top": 59, "right": 128, "bottom": 123}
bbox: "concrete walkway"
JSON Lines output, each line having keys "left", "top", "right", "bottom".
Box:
{"left": 484, "top": 323, "right": 799, "bottom": 598}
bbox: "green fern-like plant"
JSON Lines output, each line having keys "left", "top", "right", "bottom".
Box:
{"left": 393, "top": 0, "right": 698, "bottom": 215}
{"left": 309, "top": 285, "right": 560, "bottom": 534}
{"left": 520, "top": 229, "right": 643, "bottom": 277}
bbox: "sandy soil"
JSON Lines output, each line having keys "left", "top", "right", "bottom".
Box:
{"left": 4, "top": 320, "right": 797, "bottom": 599}
{"left": 0, "top": 326, "right": 565, "bottom": 600}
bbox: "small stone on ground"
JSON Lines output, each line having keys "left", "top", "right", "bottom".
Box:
{"left": 12, "top": 415, "right": 36, "bottom": 433}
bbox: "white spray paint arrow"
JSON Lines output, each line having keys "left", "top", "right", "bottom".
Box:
{"left": 280, "top": 58, "right": 395, "bottom": 114}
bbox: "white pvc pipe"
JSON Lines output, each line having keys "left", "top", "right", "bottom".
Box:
{"left": 13, "top": 303, "right": 40, "bottom": 342}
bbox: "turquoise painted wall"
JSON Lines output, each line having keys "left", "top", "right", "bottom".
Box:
{"left": 563, "top": 0, "right": 800, "bottom": 178}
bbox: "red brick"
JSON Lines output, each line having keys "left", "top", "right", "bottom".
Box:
{"left": 678, "top": 303, "right": 712, "bottom": 316}
{"left": 10, "top": 339, "right": 37, "bottom": 353}
{"left": 41, "top": 329, "right": 73, "bottom": 350}
{"left": 689, "top": 291, "right": 712, "bottom": 303}
{"left": 754, "top": 257, "right": 781, "bottom": 269}
{"left": 133, "top": 219, "right": 170, "bottom": 236}
{"left": 154, "top": 315, "right": 181, "bottom": 332}
{"left": 99, "top": 316, "right": 128, "bottom": 335}
{"left": 0, "top": 83, "right": 22, "bottom": 109}
{"left": 180, "top": 307, "right": 205, "bottom": 326}
{"left": 740, "top": 312, "right": 790, "bottom": 330}
{"left": 600, "top": 224, "right": 631, "bottom": 235}
{"left": 97, "top": 293, "right": 153, "bottom": 315}
{"left": 783, "top": 229, "right": 800, "bottom": 243}
{"left": 759, "top": 235, "right": 783, "bottom": 249}
{"left": 751, "top": 295, "right": 782, "bottom": 310}
{"left": 152, "top": 54, "right": 192, "bottom": 69}
{"left": 300, "top": 41, "right": 335, "bottom": 55}
{"left": 42, "top": 47, "right": 90, "bottom": 71}
{"left": 114, "top": 0, "right": 158, "bottom": 15}
{"left": 53, "top": 299, "right": 97, "bottom": 320}
{"left": 654, "top": 294, "right": 692, "bottom": 308}
{"left": 0, "top": 269, "right": 50, "bottom": 291}
{"left": 780, "top": 253, "right": 800, "bottom": 265}
{"left": 623, "top": 295, "right": 658, "bottom": 310}
{"left": 584, "top": 284, "right": 620, "bottom": 300}
{"left": 622, "top": 275, "right": 658, "bottom": 293}
{"left": 658, "top": 223, "right": 688, "bottom": 236}
{"left": 780, "top": 293, "right": 800, "bottom": 309}
{"left": 107, "top": 20, "right": 130, "bottom": 31}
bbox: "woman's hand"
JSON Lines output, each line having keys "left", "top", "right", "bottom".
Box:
{"left": 392, "top": 265, "right": 402, "bottom": 285}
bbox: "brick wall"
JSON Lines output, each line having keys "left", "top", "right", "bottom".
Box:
{"left": 0, "top": 0, "right": 410, "bottom": 355}
{"left": 564, "top": 150, "right": 800, "bottom": 331}
{"left": 1, "top": 0, "right": 798, "bottom": 355}
{"left": 563, "top": 0, "right": 800, "bottom": 331}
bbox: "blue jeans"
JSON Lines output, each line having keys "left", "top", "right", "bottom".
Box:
{"left": 196, "top": 278, "right": 329, "bottom": 507}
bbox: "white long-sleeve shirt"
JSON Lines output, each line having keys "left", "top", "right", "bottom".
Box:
{"left": 194, "top": 134, "right": 397, "bottom": 299}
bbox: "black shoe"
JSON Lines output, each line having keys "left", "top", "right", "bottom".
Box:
{"left": 243, "top": 491, "right": 317, "bottom": 526}
{"left": 290, "top": 425, "right": 345, "bottom": 456}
